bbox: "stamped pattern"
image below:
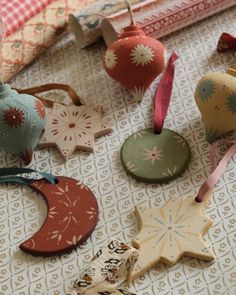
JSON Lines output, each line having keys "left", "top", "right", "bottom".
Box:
{"left": 0, "top": 5, "right": 236, "bottom": 295}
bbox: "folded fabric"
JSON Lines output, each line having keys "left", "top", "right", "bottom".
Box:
{"left": 68, "top": 239, "right": 139, "bottom": 295}
{"left": 69, "top": 0, "right": 152, "bottom": 48}
{"left": 0, "top": 0, "right": 54, "bottom": 37}
{"left": 69, "top": 0, "right": 236, "bottom": 48}
{"left": 0, "top": 0, "right": 97, "bottom": 83}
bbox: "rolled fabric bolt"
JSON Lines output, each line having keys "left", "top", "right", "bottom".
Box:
{"left": 68, "top": 0, "right": 150, "bottom": 49}
{"left": 101, "top": 0, "right": 236, "bottom": 47}
{"left": 67, "top": 239, "right": 139, "bottom": 295}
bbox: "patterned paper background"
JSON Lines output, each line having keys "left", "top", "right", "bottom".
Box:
{"left": 0, "top": 5, "right": 236, "bottom": 295}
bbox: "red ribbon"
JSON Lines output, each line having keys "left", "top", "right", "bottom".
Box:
{"left": 154, "top": 51, "right": 179, "bottom": 134}
{"left": 217, "top": 32, "right": 236, "bottom": 53}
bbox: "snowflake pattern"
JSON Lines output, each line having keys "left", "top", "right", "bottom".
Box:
{"left": 3, "top": 107, "right": 25, "bottom": 128}
{"left": 130, "top": 44, "right": 154, "bottom": 66}
{"left": 130, "top": 197, "right": 214, "bottom": 281}
{"left": 143, "top": 147, "right": 162, "bottom": 165}
{"left": 104, "top": 49, "right": 117, "bottom": 70}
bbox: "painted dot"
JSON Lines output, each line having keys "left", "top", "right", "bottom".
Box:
{"left": 69, "top": 123, "right": 76, "bottom": 128}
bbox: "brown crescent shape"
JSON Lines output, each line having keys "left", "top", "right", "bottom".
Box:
{"left": 19, "top": 176, "right": 99, "bottom": 256}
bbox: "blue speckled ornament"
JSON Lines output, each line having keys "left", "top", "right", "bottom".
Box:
{"left": 0, "top": 84, "right": 46, "bottom": 164}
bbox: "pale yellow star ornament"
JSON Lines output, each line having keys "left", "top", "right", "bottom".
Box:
{"left": 129, "top": 193, "right": 214, "bottom": 281}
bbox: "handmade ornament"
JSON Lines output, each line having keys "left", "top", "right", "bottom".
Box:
{"left": 0, "top": 84, "right": 46, "bottom": 164}
{"left": 217, "top": 32, "right": 236, "bottom": 52}
{"left": 0, "top": 168, "right": 99, "bottom": 256}
{"left": 121, "top": 53, "right": 191, "bottom": 183}
{"left": 68, "top": 239, "right": 138, "bottom": 295}
{"left": 103, "top": 2, "right": 166, "bottom": 101}
{"left": 17, "top": 83, "right": 112, "bottom": 160}
{"left": 129, "top": 140, "right": 236, "bottom": 281}
{"left": 195, "top": 66, "right": 236, "bottom": 143}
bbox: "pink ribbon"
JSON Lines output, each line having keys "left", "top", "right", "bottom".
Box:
{"left": 154, "top": 51, "right": 179, "bottom": 134}
{"left": 195, "top": 141, "right": 236, "bottom": 202}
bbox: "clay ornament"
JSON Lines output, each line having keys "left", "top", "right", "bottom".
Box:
{"left": 39, "top": 103, "right": 112, "bottom": 159}
{"left": 103, "top": 3, "right": 166, "bottom": 101}
{"left": 217, "top": 32, "right": 236, "bottom": 52}
{"left": 129, "top": 140, "right": 236, "bottom": 281}
{"left": 0, "top": 84, "right": 46, "bottom": 164}
{"left": 0, "top": 168, "right": 99, "bottom": 256}
{"left": 195, "top": 66, "right": 236, "bottom": 142}
{"left": 121, "top": 53, "right": 191, "bottom": 183}
{"left": 16, "top": 83, "right": 112, "bottom": 160}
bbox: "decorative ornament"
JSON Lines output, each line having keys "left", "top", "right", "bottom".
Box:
{"left": 0, "top": 84, "right": 46, "bottom": 164}
{"left": 103, "top": 2, "right": 166, "bottom": 101}
{"left": 195, "top": 66, "right": 236, "bottom": 142}
{"left": 67, "top": 239, "right": 138, "bottom": 295}
{"left": 39, "top": 103, "right": 112, "bottom": 159}
{"left": 0, "top": 168, "right": 99, "bottom": 256}
{"left": 217, "top": 32, "right": 236, "bottom": 52}
{"left": 121, "top": 53, "right": 191, "bottom": 183}
{"left": 129, "top": 140, "right": 236, "bottom": 281}
{"left": 16, "top": 83, "right": 112, "bottom": 160}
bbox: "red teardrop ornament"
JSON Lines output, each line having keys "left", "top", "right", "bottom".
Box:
{"left": 103, "top": 25, "right": 166, "bottom": 100}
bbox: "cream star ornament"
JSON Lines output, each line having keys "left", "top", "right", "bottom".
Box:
{"left": 129, "top": 194, "right": 215, "bottom": 281}
{"left": 39, "top": 103, "right": 112, "bottom": 159}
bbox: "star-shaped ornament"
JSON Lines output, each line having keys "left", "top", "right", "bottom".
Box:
{"left": 39, "top": 103, "right": 112, "bottom": 159}
{"left": 129, "top": 196, "right": 214, "bottom": 281}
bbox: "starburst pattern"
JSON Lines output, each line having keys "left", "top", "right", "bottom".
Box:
{"left": 104, "top": 49, "right": 117, "bottom": 70}
{"left": 129, "top": 197, "right": 214, "bottom": 281}
{"left": 197, "top": 79, "right": 216, "bottom": 102}
{"left": 226, "top": 93, "right": 236, "bottom": 113}
{"left": 3, "top": 107, "right": 25, "bottom": 128}
{"left": 130, "top": 44, "right": 154, "bottom": 66}
{"left": 39, "top": 103, "right": 112, "bottom": 159}
{"left": 143, "top": 146, "right": 162, "bottom": 165}
{"left": 35, "top": 99, "right": 46, "bottom": 119}
{"left": 130, "top": 86, "right": 146, "bottom": 101}
{"left": 126, "top": 161, "right": 138, "bottom": 172}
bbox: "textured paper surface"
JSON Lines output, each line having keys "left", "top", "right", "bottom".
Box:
{"left": 1, "top": 6, "right": 236, "bottom": 295}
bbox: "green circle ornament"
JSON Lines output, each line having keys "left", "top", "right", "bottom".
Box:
{"left": 120, "top": 128, "right": 191, "bottom": 183}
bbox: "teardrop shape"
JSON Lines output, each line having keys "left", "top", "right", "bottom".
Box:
{"left": 103, "top": 25, "right": 166, "bottom": 101}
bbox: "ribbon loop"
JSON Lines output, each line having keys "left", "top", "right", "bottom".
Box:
{"left": 195, "top": 141, "right": 236, "bottom": 203}
{"left": 154, "top": 51, "right": 179, "bottom": 134}
{"left": 15, "top": 83, "right": 82, "bottom": 108}
{"left": 0, "top": 167, "right": 57, "bottom": 186}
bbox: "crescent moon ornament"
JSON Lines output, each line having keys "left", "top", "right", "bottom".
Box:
{"left": 0, "top": 168, "right": 99, "bottom": 256}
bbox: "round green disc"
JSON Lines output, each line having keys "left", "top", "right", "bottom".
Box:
{"left": 120, "top": 128, "right": 191, "bottom": 183}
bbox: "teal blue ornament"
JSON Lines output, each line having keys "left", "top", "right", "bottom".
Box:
{"left": 0, "top": 84, "right": 46, "bottom": 164}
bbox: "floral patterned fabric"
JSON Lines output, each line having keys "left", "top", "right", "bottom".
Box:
{"left": 0, "top": 0, "right": 97, "bottom": 83}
